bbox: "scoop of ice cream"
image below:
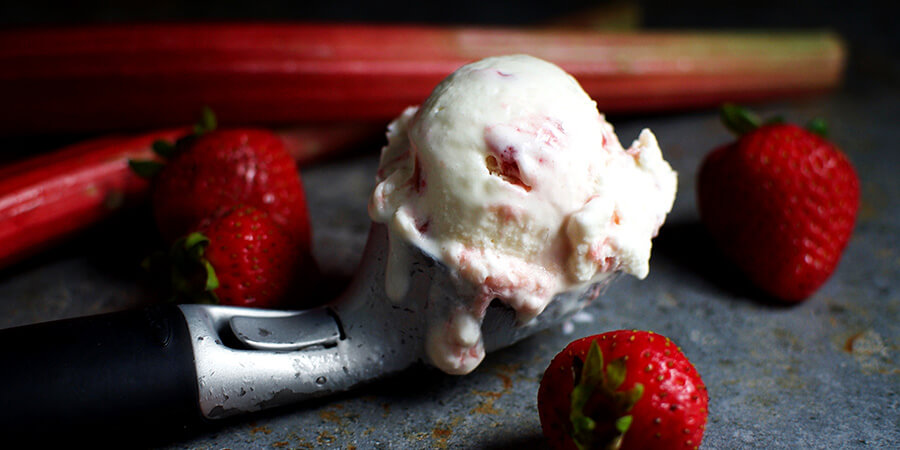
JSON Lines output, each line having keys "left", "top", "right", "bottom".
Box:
{"left": 369, "top": 54, "right": 677, "bottom": 374}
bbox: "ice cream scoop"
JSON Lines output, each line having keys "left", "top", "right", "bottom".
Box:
{"left": 0, "top": 54, "right": 675, "bottom": 433}
{"left": 0, "top": 223, "right": 606, "bottom": 433}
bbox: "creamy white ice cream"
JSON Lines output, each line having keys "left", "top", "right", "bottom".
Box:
{"left": 369, "top": 54, "right": 677, "bottom": 374}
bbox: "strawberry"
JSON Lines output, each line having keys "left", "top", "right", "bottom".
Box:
{"left": 157, "top": 205, "right": 303, "bottom": 308}
{"left": 697, "top": 104, "right": 859, "bottom": 302}
{"left": 538, "top": 330, "right": 708, "bottom": 450}
{"left": 130, "top": 109, "right": 311, "bottom": 247}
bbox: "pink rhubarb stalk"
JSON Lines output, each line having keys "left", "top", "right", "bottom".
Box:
{"left": 0, "top": 24, "right": 845, "bottom": 134}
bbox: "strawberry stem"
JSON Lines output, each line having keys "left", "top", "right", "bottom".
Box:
{"left": 605, "top": 358, "right": 626, "bottom": 390}
{"left": 614, "top": 415, "right": 633, "bottom": 433}
{"left": 183, "top": 232, "right": 210, "bottom": 259}
{"left": 806, "top": 117, "right": 829, "bottom": 137}
{"left": 129, "top": 108, "right": 219, "bottom": 179}
{"left": 152, "top": 139, "right": 176, "bottom": 159}
{"left": 721, "top": 103, "right": 830, "bottom": 139}
{"left": 202, "top": 260, "right": 219, "bottom": 291}
{"left": 152, "top": 232, "right": 220, "bottom": 304}
{"left": 569, "top": 340, "right": 644, "bottom": 450}
{"left": 720, "top": 103, "right": 761, "bottom": 136}
{"left": 193, "top": 106, "right": 217, "bottom": 135}
{"left": 763, "top": 115, "right": 786, "bottom": 126}
{"left": 127, "top": 159, "right": 165, "bottom": 179}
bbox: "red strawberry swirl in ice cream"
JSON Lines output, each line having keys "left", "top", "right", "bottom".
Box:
{"left": 368, "top": 55, "right": 677, "bottom": 375}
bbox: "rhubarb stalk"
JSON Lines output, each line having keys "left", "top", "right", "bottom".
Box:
{"left": 0, "top": 24, "right": 845, "bottom": 134}
{"left": 0, "top": 124, "right": 379, "bottom": 269}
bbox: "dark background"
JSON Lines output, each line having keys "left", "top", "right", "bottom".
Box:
{"left": 2, "top": 1, "right": 897, "bottom": 67}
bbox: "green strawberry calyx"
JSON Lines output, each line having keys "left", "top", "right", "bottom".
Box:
{"left": 192, "top": 106, "right": 218, "bottom": 135}
{"left": 128, "top": 106, "right": 218, "bottom": 179}
{"left": 569, "top": 340, "right": 644, "bottom": 450}
{"left": 720, "top": 103, "right": 828, "bottom": 138}
{"left": 143, "top": 231, "right": 220, "bottom": 304}
{"left": 174, "top": 231, "right": 219, "bottom": 294}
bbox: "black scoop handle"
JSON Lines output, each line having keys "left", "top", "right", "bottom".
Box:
{"left": 0, "top": 304, "right": 203, "bottom": 441}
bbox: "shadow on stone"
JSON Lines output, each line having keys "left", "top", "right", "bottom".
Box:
{"left": 652, "top": 220, "right": 787, "bottom": 307}
{"left": 479, "top": 431, "right": 548, "bottom": 450}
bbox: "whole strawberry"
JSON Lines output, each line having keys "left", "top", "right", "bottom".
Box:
{"left": 161, "top": 205, "right": 302, "bottom": 308}
{"left": 697, "top": 104, "right": 859, "bottom": 302}
{"left": 538, "top": 330, "right": 708, "bottom": 450}
{"left": 539, "top": 331, "right": 707, "bottom": 449}
{"left": 131, "top": 109, "right": 311, "bottom": 246}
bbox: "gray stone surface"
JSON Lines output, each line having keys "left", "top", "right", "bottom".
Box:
{"left": 0, "top": 61, "right": 897, "bottom": 450}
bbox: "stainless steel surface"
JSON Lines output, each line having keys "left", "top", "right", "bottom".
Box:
{"left": 229, "top": 307, "right": 341, "bottom": 351}
{"left": 180, "top": 303, "right": 354, "bottom": 419}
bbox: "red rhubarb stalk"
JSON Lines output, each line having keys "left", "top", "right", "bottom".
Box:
{"left": 0, "top": 124, "right": 378, "bottom": 269}
{"left": 0, "top": 24, "right": 845, "bottom": 134}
